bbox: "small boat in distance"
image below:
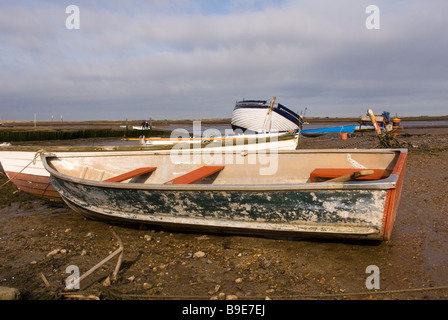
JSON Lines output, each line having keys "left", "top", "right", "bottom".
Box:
{"left": 42, "top": 148, "right": 407, "bottom": 241}
{"left": 301, "top": 125, "right": 358, "bottom": 137}
{"left": 135, "top": 131, "right": 299, "bottom": 151}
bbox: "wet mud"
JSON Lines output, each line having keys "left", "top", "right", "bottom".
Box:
{"left": 1, "top": 127, "right": 448, "bottom": 300}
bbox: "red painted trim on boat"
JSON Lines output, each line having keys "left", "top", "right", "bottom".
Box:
{"left": 165, "top": 166, "right": 225, "bottom": 184}
{"left": 310, "top": 168, "right": 391, "bottom": 182}
{"left": 105, "top": 167, "right": 157, "bottom": 183}
{"left": 382, "top": 152, "right": 407, "bottom": 240}
{"left": 5, "top": 171, "right": 60, "bottom": 200}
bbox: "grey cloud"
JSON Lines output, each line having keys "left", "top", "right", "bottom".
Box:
{"left": 0, "top": 0, "right": 447, "bottom": 121}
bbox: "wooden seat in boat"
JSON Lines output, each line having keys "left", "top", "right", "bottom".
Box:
{"left": 310, "top": 168, "right": 391, "bottom": 182}
{"left": 104, "top": 167, "right": 157, "bottom": 183}
{"left": 165, "top": 166, "right": 225, "bottom": 184}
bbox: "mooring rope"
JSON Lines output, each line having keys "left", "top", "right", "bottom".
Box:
{"left": 54, "top": 283, "right": 448, "bottom": 300}
{"left": 0, "top": 149, "right": 44, "bottom": 189}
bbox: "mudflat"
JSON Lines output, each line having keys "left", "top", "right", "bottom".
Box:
{"left": 1, "top": 126, "right": 447, "bottom": 300}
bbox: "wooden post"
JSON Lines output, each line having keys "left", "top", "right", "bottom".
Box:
{"left": 124, "top": 118, "right": 128, "bottom": 138}
{"left": 367, "top": 109, "right": 382, "bottom": 135}
{"left": 262, "top": 96, "right": 276, "bottom": 132}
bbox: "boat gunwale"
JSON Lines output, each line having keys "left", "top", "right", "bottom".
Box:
{"left": 41, "top": 149, "right": 407, "bottom": 192}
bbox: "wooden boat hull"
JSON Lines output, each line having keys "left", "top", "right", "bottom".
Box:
{"left": 138, "top": 131, "right": 300, "bottom": 150}
{"left": 1, "top": 150, "right": 58, "bottom": 200}
{"left": 301, "top": 125, "right": 357, "bottom": 137}
{"left": 53, "top": 180, "right": 394, "bottom": 240}
{"left": 0, "top": 145, "right": 170, "bottom": 200}
{"left": 42, "top": 149, "right": 407, "bottom": 240}
{"left": 231, "top": 99, "right": 303, "bottom": 132}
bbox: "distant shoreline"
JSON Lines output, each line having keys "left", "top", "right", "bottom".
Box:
{"left": 2, "top": 115, "right": 448, "bottom": 127}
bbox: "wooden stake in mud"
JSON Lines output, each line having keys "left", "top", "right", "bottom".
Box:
{"left": 367, "top": 109, "right": 382, "bottom": 135}
{"left": 367, "top": 108, "right": 407, "bottom": 148}
{"left": 65, "top": 227, "right": 124, "bottom": 291}
{"left": 39, "top": 272, "right": 52, "bottom": 287}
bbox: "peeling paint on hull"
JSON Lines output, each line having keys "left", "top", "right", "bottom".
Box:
{"left": 51, "top": 176, "right": 388, "bottom": 240}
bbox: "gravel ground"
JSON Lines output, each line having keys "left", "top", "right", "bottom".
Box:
{"left": 1, "top": 126, "right": 448, "bottom": 300}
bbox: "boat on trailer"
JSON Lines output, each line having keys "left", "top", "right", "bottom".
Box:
{"left": 41, "top": 148, "right": 407, "bottom": 240}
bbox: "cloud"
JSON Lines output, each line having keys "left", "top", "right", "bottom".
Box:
{"left": 0, "top": 0, "right": 447, "bottom": 120}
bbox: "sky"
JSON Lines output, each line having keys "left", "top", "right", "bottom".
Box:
{"left": 0, "top": 0, "right": 447, "bottom": 121}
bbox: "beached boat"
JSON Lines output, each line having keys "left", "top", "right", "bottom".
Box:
{"left": 301, "top": 125, "right": 357, "bottom": 137}
{"left": 136, "top": 131, "right": 299, "bottom": 150}
{"left": 41, "top": 148, "right": 407, "bottom": 240}
{"left": 0, "top": 145, "right": 169, "bottom": 200}
{"left": 231, "top": 97, "right": 303, "bottom": 133}
{"left": 0, "top": 133, "right": 298, "bottom": 200}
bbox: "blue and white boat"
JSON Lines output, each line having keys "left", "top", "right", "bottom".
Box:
{"left": 231, "top": 97, "right": 303, "bottom": 133}
{"left": 301, "top": 125, "right": 358, "bottom": 137}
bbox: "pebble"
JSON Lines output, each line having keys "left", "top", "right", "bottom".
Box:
{"left": 193, "top": 251, "right": 206, "bottom": 258}
{"left": 85, "top": 232, "right": 95, "bottom": 239}
{"left": 0, "top": 287, "right": 21, "bottom": 300}
{"left": 259, "top": 259, "right": 271, "bottom": 268}
{"left": 235, "top": 278, "right": 243, "bottom": 284}
{"left": 143, "top": 283, "right": 159, "bottom": 295}
{"left": 208, "top": 284, "right": 221, "bottom": 295}
{"left": 102, "top": 276, "right": 111, "bottom": 287}
{"left": 46, "top": 249, "right": 60, "bottom": 257}
{"left": 143, "top": 283, "right": 153, "bottom": 290}
{"left": 144, "top": 235, "right": 152, "bottom": 241}
{"left": 127, "top": 275, "right": 136, "bottom": 282}
{"left": 226, "top": 295, "right": 238, "bottom": 300}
